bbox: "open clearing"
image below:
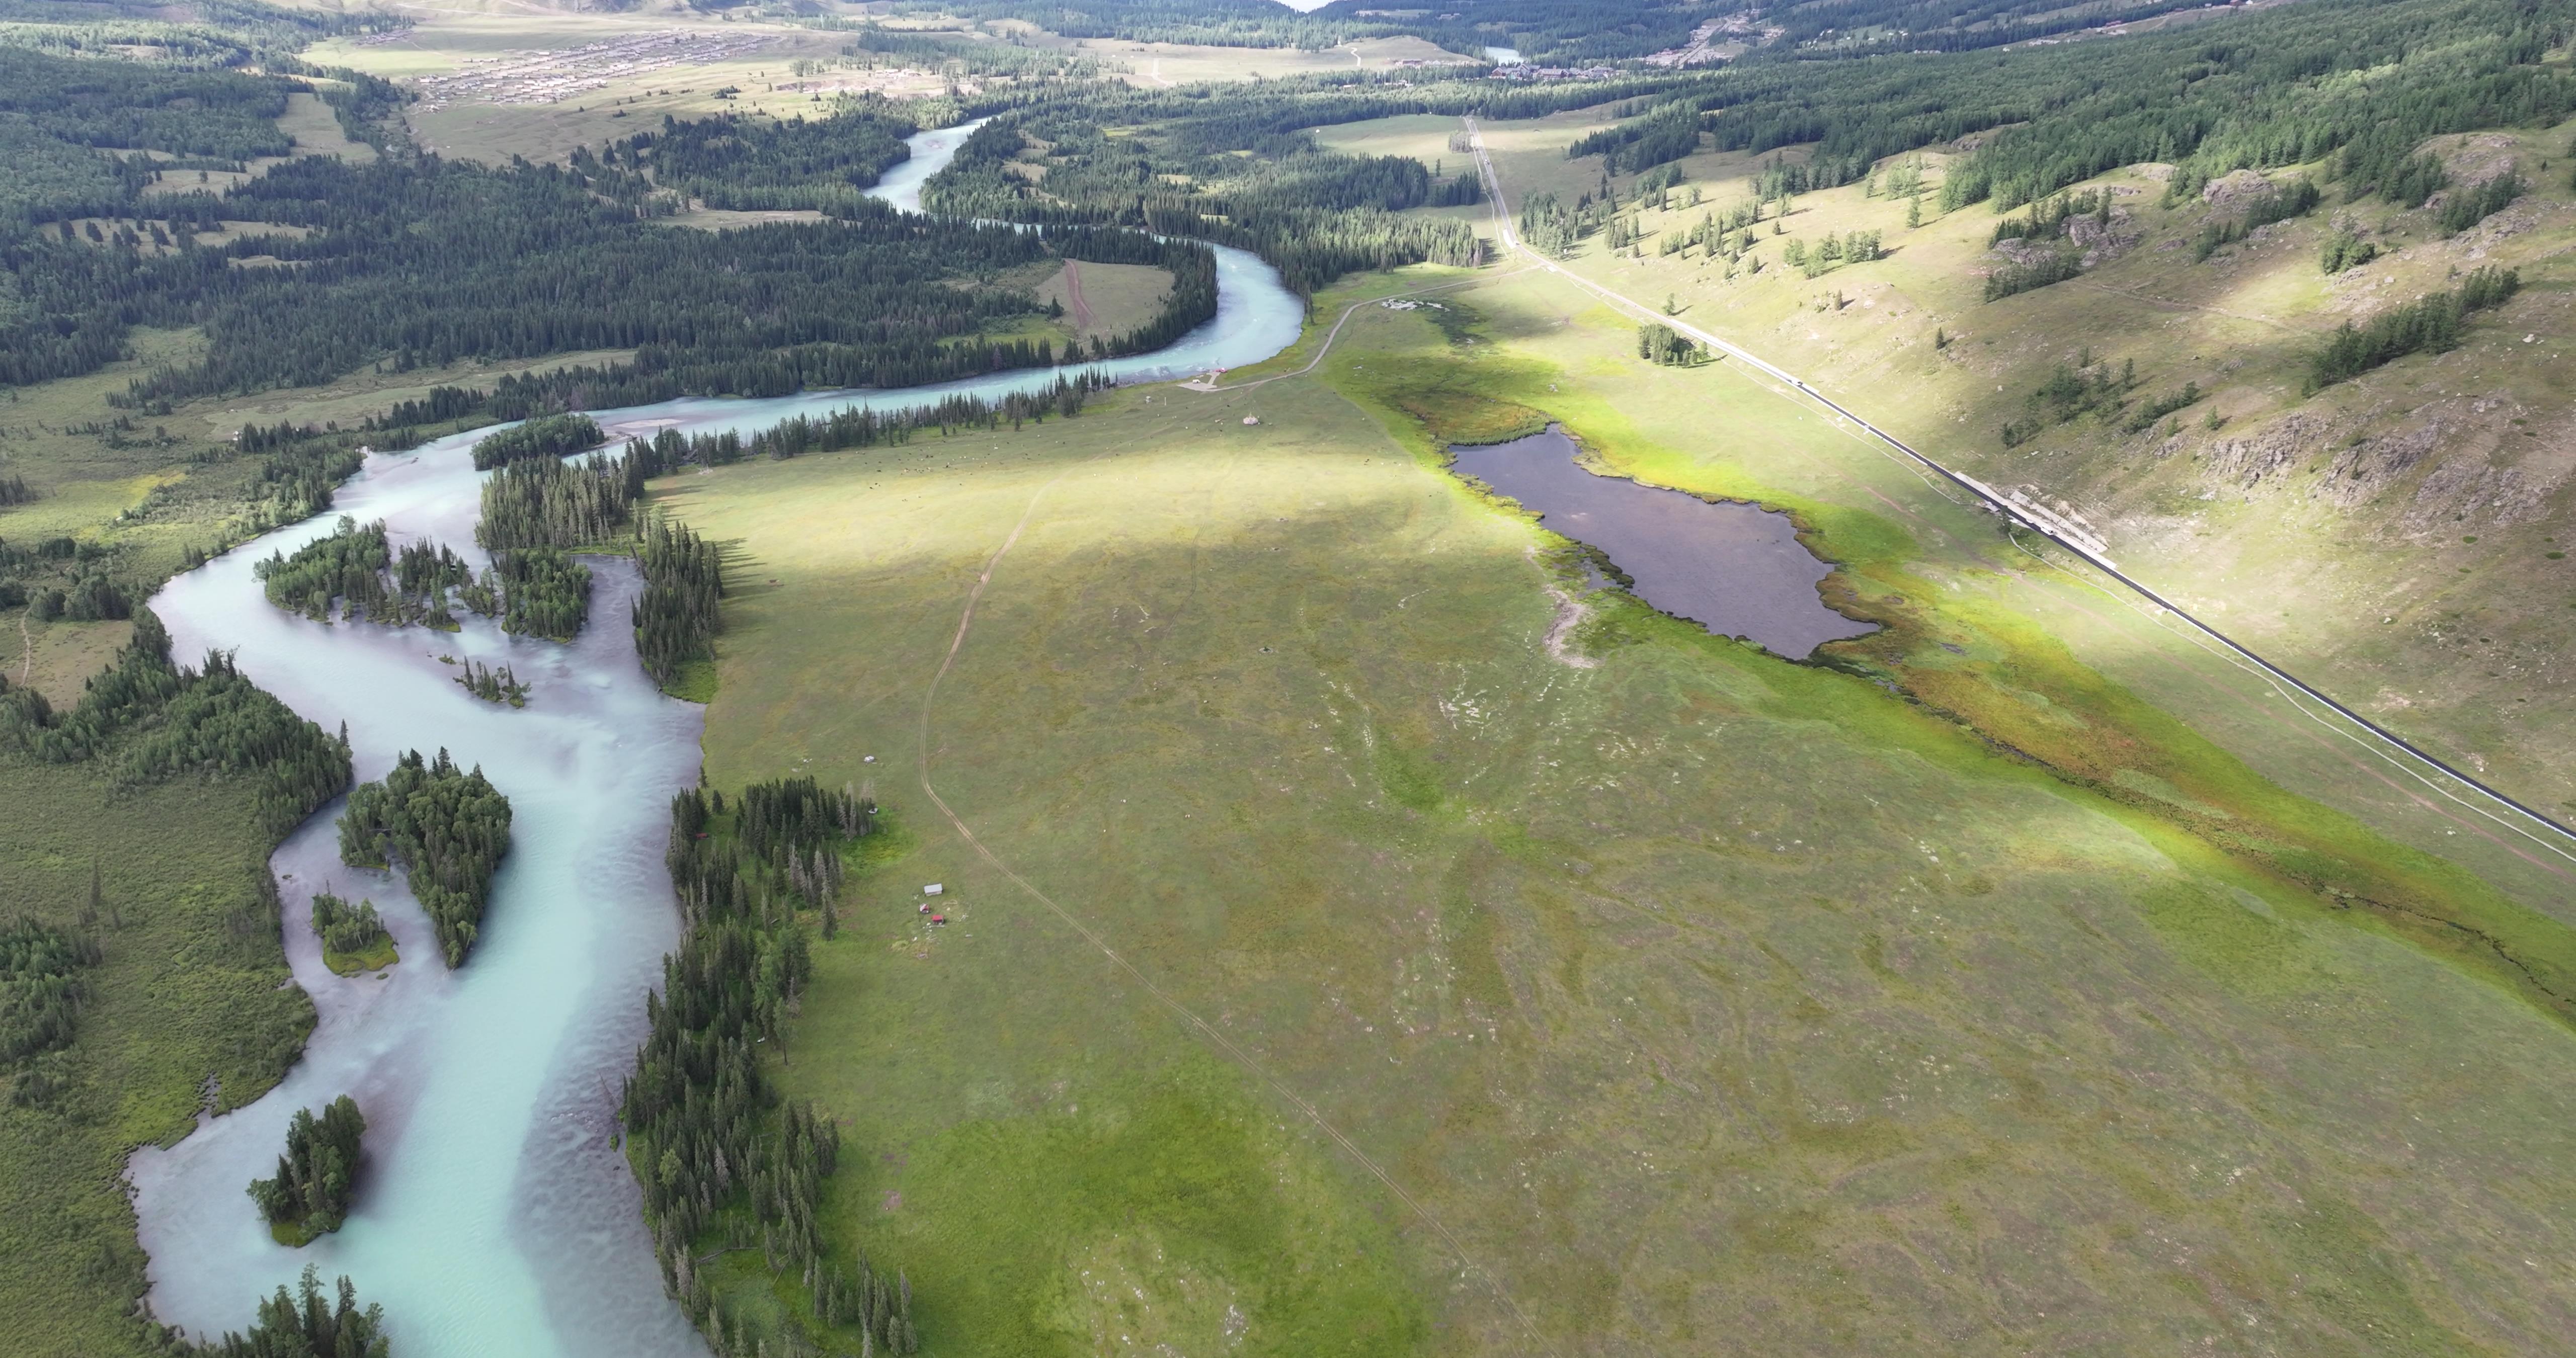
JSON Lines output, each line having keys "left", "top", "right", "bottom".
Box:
{"left": 1032, "top": 259, "right": 1176, "bottom": 344}
{"left": 311, "top": 12, "right": 865, "bottom": 163}
{"left": 666, "top": 261, "right": 2576, "bottom": 1353}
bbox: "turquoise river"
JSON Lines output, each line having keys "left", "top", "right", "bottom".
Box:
{"left": 127, "top": 121, "right": 1307, "bottom": 1355}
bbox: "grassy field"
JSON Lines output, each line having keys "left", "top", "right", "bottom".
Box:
{"left": 1439, "top": 103, "right": 2576, "bottom": 844}
{"left": 309, "top": 10, "right": 863, "bottom": 164}
{"left": 1031, "top": 259, "right": 1176, "bottom": 346}
{"left": 665, "top": 260, "right": 2576, "bottom": 1354}
{"left": 305, "top": 8, "right": 1466, "bottom": 165}
{"left": 0, "top": 757, "right": 315, "bottom": 1358}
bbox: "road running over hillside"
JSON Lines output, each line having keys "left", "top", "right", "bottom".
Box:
{"left": 1459, "top": 116, "right": 2576, "bottom": 863}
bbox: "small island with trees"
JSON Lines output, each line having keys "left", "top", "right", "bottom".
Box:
{"left": 310, "top": 891, "right": 397, "bottom": 976}
{"left": 339, "top": 749, "right": 512, "bottom": 968}
{"left": 247, "top": 1095, "right": 366, "bottom": 1247}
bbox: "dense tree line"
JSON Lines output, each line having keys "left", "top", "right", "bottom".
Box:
{"left": 247, "top": 1094, "right": 365, "bottom": 1240}
{"left": 736, "top": 777, "right": 874, "bottom": 911}
{"left": 642, "top": 374, "right": 1114, "bottom": 476}
{"left": 1659, "top": 0, "right": 2576, "bottom": 214}
{"left": 490, "top": 547, "right": 591, "bottom": 643}
{"left": 926, "top": 112, "right": 1481, "bottom": 293}
{"left": 0, "top": 610, "right": 351, "bottom": 836}
{"left": 478, "top": 453, "right": 636, "bottom": 553}
{"left": 338, "top": 748, "right": 511, "bottom": 968}
{"left": 635, "top": 518, "right": 723, "bottom": 693}
{"left": 469, "top": 457, "right": 638, "bottom": 642}
{"left": 625, "top": 782, "right": 910, "bottom": 1355}
{"left": 6, "top": 48, "right": 1671, "bottom": 401}
{"left": 1754, "top": 0, "right": 2216, "bottom": 56}
{"left": 0, "top": 47, "right": 1160, "bottom": 402}
{"left": 2192, "top": 179, "right": 2320, "bottom": 262}
{"left": 1567, "top": 101, "right": 1706, "bottom": 175}
{"left": 121, "top": 156, "right": 1058, "bottom": 401}
{"left": 838, "top": 23, "right": 1113, "bottom": 79}
{"left": 2308, "top": 265, "right": 2520, "bottom": 392}
{"left": 186, "top": 1264, "right": 390, "bottom": 1358}
{"left": 0, "top": 45, "right": 290, "bottom": 224}
{"left": 620, "top": 107, "right": 918, "bottom": 216}
{"left": 1519, "top": 190, "right": 1582, "bottom": 258}
{"left": 1990, "top": 188, "right": 2106, "bottom": 245}
{"left": 1634, "top": 321, "right": 1705, "bottom": 366}
{"left": 1984, "top": 246, "right": 2083, "bottom": 303}
{"left": 470, "top": 413, "right": 605, "bottom": 471}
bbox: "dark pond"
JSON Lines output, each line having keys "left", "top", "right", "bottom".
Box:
{"left": 1451, "top": 427, "right": 1879, "bottom": 658}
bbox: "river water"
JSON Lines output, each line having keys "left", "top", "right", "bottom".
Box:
{"left": 127, "top": 122, "right": 1306, "bottom": 1355}
{"left": 1451, "top": 428, "right": 1879, "bottom": 658}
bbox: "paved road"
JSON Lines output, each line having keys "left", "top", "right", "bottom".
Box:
{"left": 1460, "top": 116, "right": 2576, "bottom": 858}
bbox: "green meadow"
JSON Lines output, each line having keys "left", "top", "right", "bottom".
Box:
{"left": 664, "top": 264, "right": 2576, "bottom": 1353}
{"left": 0, "top": 758, "right": 312, "bottom": 1357}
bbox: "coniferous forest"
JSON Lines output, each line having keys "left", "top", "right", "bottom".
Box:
{"left": 469, "top": 413, "right": 605, "bottom": 472}
{"left": 337, "top": 749, "right": 511, "bottom": 968}
{"left": 186, "top": 1265, "right": 390, "bottom": 1358}
{"left": 256, "top": 518, "right": 465, "bottom": 630}
{"left": 635, "top": 518, "right": 725, "bottom": 692}
{"left": 1, "top": 916, "right": 104, "bottom": 1074}
{"left": 246, "top": 1094, "right": 366, "bottom": 1243}
{"left": 0, "top": 50, "right": 1222, "bottom": 414}
{"left": 0, "top": 610, "right": 351, "bottom": 838}
{"left": 625, "top": 780, "right": 903, "bottom": 1355}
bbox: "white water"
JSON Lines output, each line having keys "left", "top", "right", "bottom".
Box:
{"left": 128, "top": 121, "right": 1307, "bottom": 1354}
{"left": 1483, "top": 46, "right": 1524, "bottom": 64}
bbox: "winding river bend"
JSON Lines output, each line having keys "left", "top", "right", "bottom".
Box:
{"left": 128, "top": 123, "right": 1305, "bottom": 1356}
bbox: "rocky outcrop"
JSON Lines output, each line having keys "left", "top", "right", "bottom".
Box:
{"left": 2206, "top": 411, "right": 2325, "bottom": 485}
{"left": 2066, "top": 207, "right": 2141, "bottom": 267}
{"left": 2318, "top": 423, "right": 2441, "bottom": 509}
{"left": 2200, "top": 168, "right": 2278, "bottom": 211}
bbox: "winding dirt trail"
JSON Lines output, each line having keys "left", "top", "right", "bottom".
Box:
{"left": 913, "top": 468, "right": 1563, "bottom": 1358}
{"left": 1060, "top": 259, "right": 1095, "bottom": 333}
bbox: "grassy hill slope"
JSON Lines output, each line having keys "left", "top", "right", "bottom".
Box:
{"left": 1420, "top": 92, "right": 2576, "bottom": 853}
